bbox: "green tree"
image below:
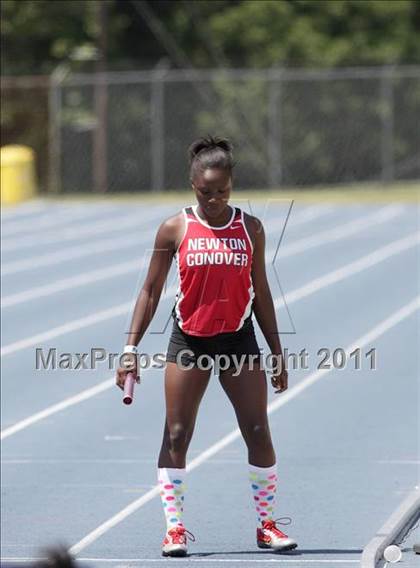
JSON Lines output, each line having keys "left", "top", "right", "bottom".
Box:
{"left": 2, "top": 0, "right": 420, "bottom": 74}
{"left": 205, "top": 0, "right": 420, "bottom": 67}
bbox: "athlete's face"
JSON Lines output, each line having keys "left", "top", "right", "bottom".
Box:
{"left": 191, "top": 168, "right": 232, "bottom": 219}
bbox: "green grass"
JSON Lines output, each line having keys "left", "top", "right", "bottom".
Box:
{"left": 45, "top": 181, "right": 420, "bottom": 204}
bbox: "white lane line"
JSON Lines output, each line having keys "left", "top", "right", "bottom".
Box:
{"left": 155, "top": 207, "right": 408, "bottom": 302}
{"left": 1, "top": 228, "right": 418, "bottom": 439}
{"left": 376, "top": 460, "right": 420, "bottom": 464}
{"left": 1, "top": 231, "right": 418, "bottom": 360}
{"left": 1, "top": 204, "right": 329, "bottom": 276}
{"left": 273, "top": 205, "right": 402, "bottom": 259}
{"left": 0, "top": 201, "right": 46, "bottom": 221}
{"left": 0, "top": 459, "right": 247, "bottom": 464}
{"left": 276, "top": 231, "right": 420, "bottom": 308}
{"left": 264, "top": 204, "right": 335, "bottom": 232}
{"left": 1, "top": 260, "right": 142, "bottom": 308}
{"left": 2, "top": 233, "right": 139, "bottom": 276}
{"left": 0, "top": 302, "right": 132, "bottom": 358}
{"left": 287, "top": 204, "right": 335, "bottom": 226}
{"left": 268, "top": 296, "right": 420, "bottom": 414}
{"left": 79, "top": 560, "right": 358, "bottom": 564}
{"left": 0, "top": 558, "right": 360, "bottom": 564}
{"left": 0, "top": 205, "right": 399, "bottom": 308}
{"left": 0, "top": 379, "right": 115, "bottom": 440}
{"left": 68, "top": 296, "right": 420, "bottom": 555}
{"left": 1, "top": 459, "right": 154, "bottom": 464}
{"left": 1, "top": 207, "right": 165, "bottom": 252}
{"left": 1, "top": 205, "right": 112, "bottom": 237}
{"left": 138, "top": 228, "right": 420, "bottom": 311}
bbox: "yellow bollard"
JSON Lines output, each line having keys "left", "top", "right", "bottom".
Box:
{"left": 1, "top": 145, "right": 37, "bottom": 205}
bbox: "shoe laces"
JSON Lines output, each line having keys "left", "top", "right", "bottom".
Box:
{"left": 263, "top": 517, "right": 292, "bottom": 538}
{"left": 168, "top": 525, "right": 196, "bottom": 544}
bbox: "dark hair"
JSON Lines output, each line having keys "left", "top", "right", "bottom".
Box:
{"left": 189, "top": 135, "right": 234, "bottom": 178}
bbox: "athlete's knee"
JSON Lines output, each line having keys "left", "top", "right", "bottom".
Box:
{"left": 167, "top": 422, "right": 191, "bottom": 452}
{"left": 244, "top": 423, "right": 272, "bottom": 449}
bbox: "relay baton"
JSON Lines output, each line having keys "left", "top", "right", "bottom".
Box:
{"left": 123, "top": 372, "right": 136, "bottom": 405}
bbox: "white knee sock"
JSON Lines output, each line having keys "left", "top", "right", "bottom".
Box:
{"left": 249, "top": 463, "right": 277, "bottom": 525}
{"left": 158, "top": 467, "right": 186, "bottom": 530}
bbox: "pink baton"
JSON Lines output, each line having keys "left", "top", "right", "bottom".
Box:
{"left": 123, "top": 372, "right": 136, "bottom": 405}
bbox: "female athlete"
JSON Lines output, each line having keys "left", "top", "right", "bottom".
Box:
{"left": 116, "top": 136, "right": 297, "bottom": 557}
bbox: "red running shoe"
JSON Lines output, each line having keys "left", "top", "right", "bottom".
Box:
{"left": 257, "top": 518, "right": 298, "bottom": 551}
{"left": 162, "top": 525, "right": 195, "bottom": 557}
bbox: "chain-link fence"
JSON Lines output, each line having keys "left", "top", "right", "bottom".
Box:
{"left": 1, "top": 76, "right": 50, "bottom": 189}
{"left": 2, "top": 67, "right": 420, "bottom": 192}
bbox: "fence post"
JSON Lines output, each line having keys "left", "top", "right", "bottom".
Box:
{"left": 380, "top": 67, "right": 395, "bottom": 184}
{"left": 92, "top": 73, "right": 108, "bottom": 193}
{"left": 268, "top": 68, "right": 283, "bottom": 189}
{"left": 92, "top": 0, "right": 108, "bottom": 193}
{"left": 151, "top": 68, "right": 166, "bottom": 192}
{"left": 48, "top": 67, "right": 66, "bottom": 193}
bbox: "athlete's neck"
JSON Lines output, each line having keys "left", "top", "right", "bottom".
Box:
{"left": 195, "top": 204, "right": 232, "bottom": 227}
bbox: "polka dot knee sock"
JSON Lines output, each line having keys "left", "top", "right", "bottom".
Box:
{"left": 158, "top": 467, "right": 186, "bottom": 530}
{"left": 249, "top": 463, "right": 277, "bottom": 526}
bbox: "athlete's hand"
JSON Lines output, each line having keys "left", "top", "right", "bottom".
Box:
{"left": 115, "top": 353, "right": 140, "bottom": 391}
{"left": 271, "top": 358, "right": 288, "bottom": 394}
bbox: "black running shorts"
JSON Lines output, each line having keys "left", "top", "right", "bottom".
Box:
{"left": 166, "top": 315, "right": 262, "bottom": 372}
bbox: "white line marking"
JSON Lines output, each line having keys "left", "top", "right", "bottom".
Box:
{"left": 68, "top": 296, "right": 420, "bottom": 555}
{"left": 0, "top": 206, "right": 400, "bottom": 308}
{"left": 268, "top": 296, "right": 420, "bottom": 414}
{"left": 1, "top": 207, "right": 165, "bottom": 252}
{"left": 80, "top": 559, "right": 358, "bottom": 564}
{"left": 0, "top": 379, "right": 114, "bottom": 440}
{"left": 1, "top": 205, "right": 327, "bottom": 276}
{"left": 273, "top": 205, "right": 402, "bottom": 259}
{"left": 1, "top": 227, "right": 418, "bottom": 442}
{"left": 1, "top": 260, "right": 141, "bottom": 308}
{"left": 1, "top": 229, "right": 418, "bottom": 362}
{"left": 1, "top": 205, "right": 111, "bottom": 237}
{"left": 264, "top": 204, "right": 335, "bottom": 232}
{"left": 0, "top": 201, "right": 45, "bottom": 221}
{"left": 1, "top": 459, "right": 154, "bottom": 464}
{"left": 276, "top": 231, "right": 420, "bottom": 308}
{"left": 0, "top": 302, "right": 132, "bottom": 358}
{"left": 166, "top": 229, "right": 419, "bottom": 313}
{"left": 0, "top": 558, "right": 360, "bottom": 564}
{"left": 376, "top": 460, "right": 420, "bottom": 464}
{"left": 2, "top": 234, "right": 139, "bottom": 276}
{"left": 1, "top": 228, "right": 417, "bottom": 362}
{"left": 0, "top": 459, "right": 248, "bottom": 465}
{"left": 287, "top": 204, "right": 336, "bottom": 226}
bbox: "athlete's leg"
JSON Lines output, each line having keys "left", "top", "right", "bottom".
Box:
{"left": 158, "top": 362, "right": 211, "bottom": 540}
{"left": 219, "top": 365, "right": 275, "bottom": 466}
{"left": 219, "top": 365, "right": 280, "bottom": 528}
{"left": 219, "top": 365, "right": 296, "bottom": 549}
{"left": 158, "top": 362, "right": 211, "bottom": 468}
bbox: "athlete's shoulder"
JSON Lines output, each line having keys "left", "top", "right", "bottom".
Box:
{"left": 155, "top": 211, "right": 184, "bottom": 247}
{"left": 160, "top": 210, "right": 184, "bottom": 230}
{"left": 242, "top": 210, "right": 263, "bottom": 230}
{"left": 242, "top": 211, "right": 264, "bottom": 246}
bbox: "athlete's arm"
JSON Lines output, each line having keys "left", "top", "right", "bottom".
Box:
{"left": 125, "top": 217, "right": 179, "bottom": 346}
{"left": 116, "top": 214, "right": 181, "bottom": 390}
{"left": 246, "top": 214, "right": 288, "bottom": 393}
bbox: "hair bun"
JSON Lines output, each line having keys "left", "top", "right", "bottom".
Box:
{"left": 189, "top": 135, "right": 233, "bottom": 162}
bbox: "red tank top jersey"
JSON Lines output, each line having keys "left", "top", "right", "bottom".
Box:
{"left": 174, "top": 205, "right": 254, "bottom": 337}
